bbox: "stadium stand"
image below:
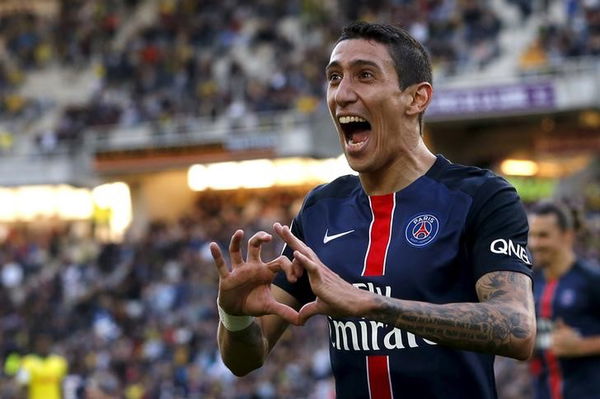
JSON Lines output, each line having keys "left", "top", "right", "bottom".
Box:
{"left": 519, "top": 0, "right": 600, "bottom": 71}
{"left": 2, "top": 0, "right": 510, "bottom": 150}
{"left": 0, "top": 189, "right": 337, "bottom": 398}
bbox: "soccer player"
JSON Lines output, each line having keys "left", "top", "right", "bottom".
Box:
{"left": 16, "top": 333, "right": 68, "bottom": 399}
{"left": 528, "top": 202, "right": 600, "bottom": 399}
{"left": 211, "top": 22, "right": 536, "bottom": 398}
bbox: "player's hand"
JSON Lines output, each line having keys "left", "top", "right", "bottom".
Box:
{"left": 210, "top": 230, "right": 301, "bottom": 325}
{"left": 551, "top": 319, "right": 583, "bottom": 357}
{"left": 274, "top": 223, "right": 370, "bottom": 325}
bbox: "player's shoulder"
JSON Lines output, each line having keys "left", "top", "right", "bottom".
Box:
{"left": 48, "top": 354, "right": 67, "bottom": 363}
{"left": 21, "top": 355, "right": 37, "bottom": 367}
{"left": 428, "top": 155, "right": 514, "bottom": 199}
{"left": 574, "top": 259, "right": 600, "bottom": 280}
{"left": 46, "top": 355, "right": 67, "bottom": 373}
{"left": 302, "top": 174, "right": 361, "bottom": 210}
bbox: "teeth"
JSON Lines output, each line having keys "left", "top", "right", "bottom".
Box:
{"left": 348, "top": 138, "right": 366, "bottom": 146}
{"left": 338, "top": 115, "right": 367, "bottom": 124}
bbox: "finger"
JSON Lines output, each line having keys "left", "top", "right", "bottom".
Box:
{"left": 209, "top": 242, "right": 229, "bottom": 278}
{"left": 298, "top": 301, "right": 323, "bottom": 325}
{"left": 273, "top": 223, "right": 313, "bottom": 256}
{"left": 293, "top": 250, "right": 319, "bottom": 274}
{"left": 266, "top": 256, "right": 300, "bottom": 283}
{"left": 247, "top": 231, "right": 272, "bottom": 262}
{"left": 292, "top": 258, "right": 304, "bottom": 279}
{"left": 266, "top": 300, "right": 300, "bottom": 325}
{"left": 228, "top": 230, "right": 244, "bottom": 266}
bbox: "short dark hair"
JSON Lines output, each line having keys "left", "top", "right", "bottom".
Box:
{"left": 337, "top": 22, "right": 432, "bottom": 133}
{"left": 529, "top": 201, "right": 574, "bottom": 232}
{"left": 337, "top": 22, "right": 432, "bottom": 90}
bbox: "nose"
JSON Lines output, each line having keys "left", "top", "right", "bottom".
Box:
{"left": 333, "top": 76, "right": 358, "bottom": 107}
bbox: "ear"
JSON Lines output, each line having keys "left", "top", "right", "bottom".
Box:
{"left": 405, "top": 82, "right": 433, "bottom": 116}
{"left": 563, "top": 229, "right": 576, "bottom": 248}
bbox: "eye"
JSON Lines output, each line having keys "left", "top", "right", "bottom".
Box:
{"left": 359, "top": 70, "right": 374, "bottom": 80}
{"left": 327, "top": 72, "right": 342, "bottom": 84}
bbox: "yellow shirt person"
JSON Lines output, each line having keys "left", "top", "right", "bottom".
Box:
{"left": 17, "top": 353, "right": 68, "bottom": 399}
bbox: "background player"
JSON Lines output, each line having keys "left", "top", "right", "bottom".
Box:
{"left": 528, "top": 201, "right": 600, "bottom": 399}
{"left": 15, "top": 333, "right": 68, "bottom": 399}
{"left": 211, "top": 22, "right": 536, "bottom": 399}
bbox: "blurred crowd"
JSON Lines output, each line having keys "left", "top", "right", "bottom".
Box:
{"left": 1, "top": 0, "right": 510, "bottom": 151}
{"left": 520, "top": 0, "right": 600, "bottom": 70}
{"left": 2, "top": 0, "right": 597, "bottom": 152}
{"left": 0, "top": 188, "right": 334, "bottom": 399}
{"left": 0, "top": 184, "right": 597, "bottom": 398}
{"left": 0, "top": 0, "right": 139, "bottom": 151}
{"left": 1, "top": 0, "right": 598, "bottom": 152}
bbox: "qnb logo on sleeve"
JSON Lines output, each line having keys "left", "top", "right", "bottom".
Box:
{"left": 489, "top": 239, "right": 531, "bottom": 265}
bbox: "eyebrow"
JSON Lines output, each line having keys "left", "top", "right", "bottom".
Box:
{"left": 325, "top": 59, "right": 382, "bottom": 73}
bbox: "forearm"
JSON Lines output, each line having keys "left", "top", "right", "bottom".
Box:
{"left": 571, "top": 335, "right": 600, "bottom": 357}
{"left": 366, "top": 296, "right": 534, "bottom": 360}
{"left": 218, "top": 321, "right": 268, "bottom": 376}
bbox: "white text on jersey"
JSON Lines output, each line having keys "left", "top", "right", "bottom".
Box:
{"left": 327, "top": 283, "right": 438, "bottom": 352}
{"left": 489, "top": 239, "right": 531, "bottom": 264}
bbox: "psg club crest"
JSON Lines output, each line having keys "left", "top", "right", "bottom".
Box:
{"left": 560, "top": 289, "right": 576, "bottom": 307}
{"left": 405, "top": 214, "right": 440, "bottom": 247}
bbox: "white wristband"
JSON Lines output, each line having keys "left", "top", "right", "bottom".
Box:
{"left": 217, "top": 303, "right": 255, "bottom": 332}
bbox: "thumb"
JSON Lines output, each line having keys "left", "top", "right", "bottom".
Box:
{"left": 298, "top": 300, "right": 322, "bottom": 325}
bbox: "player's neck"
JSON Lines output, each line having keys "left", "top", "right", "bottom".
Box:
{"left": 360, "top": 143, "right": 436, "bottom": 195}
{"left": 544, "top": 250, "right": 576, "bottom": 280}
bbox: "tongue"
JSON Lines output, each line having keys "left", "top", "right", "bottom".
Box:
{"left": 351, "top": 130, "right": 369, "bottom": 144}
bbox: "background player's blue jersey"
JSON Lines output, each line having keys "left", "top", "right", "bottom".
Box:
{"left": 531, "top": 260, "right": 600, "bottom": 399}
{"left": 274, "top": 155, "right": 532, "bottom": 399}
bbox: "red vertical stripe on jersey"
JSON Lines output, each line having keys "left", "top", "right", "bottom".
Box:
{"left": 362, "top": 194, "right": 395, "bottom": 277}
{"left": 545, "top": 352, "right": 563, "bottom": 399}
{"left": 540, "top": 280, "right": 557, "bottom": 319}
{"left": 366, "top": 355, "right": 393, "bottom": 399}
{"left": 540, "top": 280, "right": 563, "bottom": 399}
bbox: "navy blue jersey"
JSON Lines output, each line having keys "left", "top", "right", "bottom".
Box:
{"left": 531, "top": 260, "right": 600, "bottom": 399}
{"left": 274, "top": 155, "right": 532, "bottom": 399}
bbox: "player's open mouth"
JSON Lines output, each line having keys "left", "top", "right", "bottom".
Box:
{"left": 338, "top": 115, "right": 372, "bottom": 149}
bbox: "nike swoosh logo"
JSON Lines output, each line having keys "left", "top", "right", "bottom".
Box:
{"left": 323, "top": 229, "right": 355, "bottom": 244}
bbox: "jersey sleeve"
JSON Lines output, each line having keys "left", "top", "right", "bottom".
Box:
{"left": 466, "top": 177, "right": 532, "bottom": 281}
{"left": 582, "top": 263, "right": 600, "bottom": 317}
{"left": 272, "top": 211, "right": 316, "bottom": 305}
{"left": 54, "top": 356, "right": 68, "bottom": 378}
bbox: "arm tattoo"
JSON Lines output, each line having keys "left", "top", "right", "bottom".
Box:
{"left": 369, "top": 271, "right": 534, "bottom": 357}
